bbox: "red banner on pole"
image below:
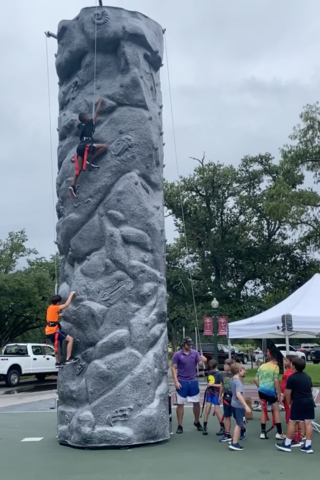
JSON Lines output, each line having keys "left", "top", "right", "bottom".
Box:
{"left": 218, "top": 316, "right": 228, "bottom": 336}
{"left": 203, "top": 316, "right": 213, "bottom": 335}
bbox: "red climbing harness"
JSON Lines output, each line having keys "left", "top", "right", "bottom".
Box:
{"left": 283, "top": 399, "right": 290, "bottom": 424}
{"left": 261, "top": 399, "right": 276, "bottom": 433}
{"left": 54, "top": 331, "right": 59, "bottom": 354}
{"left": 74, "top": 144, "right": 91, "bottom": 175}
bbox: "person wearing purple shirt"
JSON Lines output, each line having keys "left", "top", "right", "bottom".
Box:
{"left": 171, "top": 337, "right": 207, "bottom": 434}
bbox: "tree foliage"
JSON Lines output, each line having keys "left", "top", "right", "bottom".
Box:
{"left": 0, "top": 230, "right": 56, "bottom": 347}
{"left": 165, "top": 105, "right": 320, "bottom": 344}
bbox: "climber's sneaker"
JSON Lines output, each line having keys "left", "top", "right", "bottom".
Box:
{"left": 64, "top": 356, "right": 79, "bottom": 365}
{"left": 69, "top": 186, "right": 77, "bottom": 198}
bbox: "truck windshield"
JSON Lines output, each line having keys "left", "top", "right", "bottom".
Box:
{"left": 4, "top": 345, "right": 28, "bottom": 355}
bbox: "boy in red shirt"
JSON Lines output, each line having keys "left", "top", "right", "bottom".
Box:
{"left": 281, "top": 355, "right": 304, "bottom": 445}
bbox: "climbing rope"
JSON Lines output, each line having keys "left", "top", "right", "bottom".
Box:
{"left": 93, "top": 0, "right": 98, "bottom": 116}
{"left": 163, "top": 32, "right": 202, "bottom": 354}
{"left": 45, "top": 35, "right": 59, "bottom": 294}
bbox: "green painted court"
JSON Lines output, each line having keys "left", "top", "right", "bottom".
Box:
{"left": 1, "top": 409, "right": 320, "bottom": 480}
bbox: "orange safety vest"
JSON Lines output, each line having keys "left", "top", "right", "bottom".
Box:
{"left": 45, "top": 305, "right": 60, "bottom": 335}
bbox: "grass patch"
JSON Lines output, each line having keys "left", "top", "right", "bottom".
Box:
{"left": 243, "top": 364, "right": 320, "bottom": 386}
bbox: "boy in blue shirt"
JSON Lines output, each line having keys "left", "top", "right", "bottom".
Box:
{"left": 229, "top": 362, "right": 251, "bottom": 451}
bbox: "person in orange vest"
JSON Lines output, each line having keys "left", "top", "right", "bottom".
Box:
{"left": 45, "top": 291, "right": 78, "bottom": 367}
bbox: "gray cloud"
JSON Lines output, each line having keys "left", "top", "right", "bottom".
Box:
{"left": 1, "top": 0, "right": 320, "bottom": 257}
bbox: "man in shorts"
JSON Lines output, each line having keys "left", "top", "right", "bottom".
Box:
{"left": 171, "top": 337, "right": 207, "bottom": 434}
{"left": 254, "top": 357, "right": 284, "bottom": 439}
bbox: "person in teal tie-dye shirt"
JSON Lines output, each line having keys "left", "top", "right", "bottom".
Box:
{"left": 254, "top": 358, "right": 284, "bottom": 440}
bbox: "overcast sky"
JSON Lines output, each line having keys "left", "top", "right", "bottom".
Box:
{"left": 1, "top": 0, "right": 320, "bottom": 261}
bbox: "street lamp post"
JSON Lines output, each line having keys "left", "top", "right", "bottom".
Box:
{"left": 211, "top": 297, "right": 219, "bottom": 363}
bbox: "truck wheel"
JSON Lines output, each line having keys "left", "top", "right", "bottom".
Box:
{"left": 35, "top": 374, "right": 47, "bottom": 381}
{"left": 5, "top": 369, "right": 21, "bottom": 387}
{"left": 242, "top": 355, "right": 248, "bottom": 365}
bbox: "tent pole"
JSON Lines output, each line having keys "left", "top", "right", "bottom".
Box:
{"left": 195, "top": 327, "right": 199, "bottom": 377}
{"left": 284, "top": 314, "right": 290, "bottom": 352}
{"left": 228, "top": 338, "right": 232, "bottom": 359}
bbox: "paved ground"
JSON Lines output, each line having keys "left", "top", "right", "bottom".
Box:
{"left": 0, "top": 408, "right": 319, "bottom": 480}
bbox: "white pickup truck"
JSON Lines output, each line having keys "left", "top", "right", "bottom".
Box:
{"left": 275, "top": 344, "right": 306, "bottom": 361}
{"left": 0, "top": 343, "right": 58, "bottom": 387}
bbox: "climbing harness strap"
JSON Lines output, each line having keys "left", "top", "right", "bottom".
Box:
{"left": 54, "top": 331, "right": 59, "bottom": 354}
{"left": 283, "top": 399, "right": 290, "bottom": 424}
{"left": 261, "top": 399, "right": 276, "bottom": 433}
{"left": 200, "top": 387, "right": 208, "bottom": 418}
{"left": 74, "top": 144, "right": 91, "bottom": 175}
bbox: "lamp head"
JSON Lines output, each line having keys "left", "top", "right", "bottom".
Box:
{"left": 211, "top": 297, "right": 219, "bottom": 309}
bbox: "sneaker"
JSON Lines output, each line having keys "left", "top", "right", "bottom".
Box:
{"left": 275, "top": 432, "right": 286, "bottom": 440}
{"left": 55, "top": 362, "right": 63, "bottom": 368}
{"left": 176, "top": 425, "right": 183, "bottom": 434}
{"left": 216, "top": 426, "right": 225, "bottom": 436}
{"left": 69, "top": 186, "right": 77, "bottom": 198}
{"left": 275, "top": 441, "right": 291, "bottom": 452}
{"left": 229, "top": 442, "right": 244, "bottom": 451}
{"left": 89, "top": 161, "right": 100, "bottom": 168}
{"left": 260, "top": 432, "right": 268, "bottom": 439}
{"left": 219, "top": 434, "right": 232, "bottom": 443}
{"left": 291, "top": 439, "right": 303, "bottom": 448}
{"left": 202, "top": 425, "right": 208, "bottom": 435}
{"left": 64, "top": 356, "right": 79, "bottom": 365}
{"left": 194, "top": 421, "right": 203, "bottom": 432}
{"left": 300, "top": 444, "right": 313, "bottom": 454}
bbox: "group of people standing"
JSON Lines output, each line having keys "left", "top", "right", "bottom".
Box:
{"left": 171, "top": 337, "right": 315, "bottom": 453}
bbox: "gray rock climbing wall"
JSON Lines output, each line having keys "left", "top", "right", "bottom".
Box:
{"left": 54, "top": 6, "right": 169, "bottom": 448}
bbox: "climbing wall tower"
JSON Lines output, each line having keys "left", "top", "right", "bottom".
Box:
{"left": 55, "top": 6, "right": 169, "bottom": 448}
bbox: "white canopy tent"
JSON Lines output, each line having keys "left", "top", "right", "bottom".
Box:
{"left": 228, "top": 273, "right": 320, "bottom": 344}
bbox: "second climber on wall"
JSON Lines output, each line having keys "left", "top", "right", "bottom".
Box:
{"left": 69, "top": 97, "right": 108, "bottom": 198}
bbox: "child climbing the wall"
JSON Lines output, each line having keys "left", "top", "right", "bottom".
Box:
{"left": 69, "top": 97, "right": 108, "bottom": 199}
{"left": 45, "top": 292, "right": 78, "bottom": 367}
{"left": 202, "top": 359, "right": 224, "bottom": 435}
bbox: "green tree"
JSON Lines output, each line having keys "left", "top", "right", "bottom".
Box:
{"left": 0, "top": 231, "right": 57, "bottom": 346}
{"left": 281, "top": 102, "right": 320, "bottom": 249}
{"left": 164, "top": 153, "right": 320, "bottom": 327}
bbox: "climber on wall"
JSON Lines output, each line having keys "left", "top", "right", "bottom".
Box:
{"left": 69, "top": 97, "right": 108, "bottom": 198}
{"left": 45, "top": 292, "right": 78, "bottom": 367}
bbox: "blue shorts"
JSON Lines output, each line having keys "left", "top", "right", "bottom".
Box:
{"left": 223, "top": 395, "right": 232, "bottom": 417}
{"left": 46, "top": 330, "right": 68, "bottom": 343}
{"left": 176, "top": 380, "right": 200, "bottom": 404}
{"left": 206, "top": 392, "right": 220, "bottom": 405}
{"left": 232, "top": 407, "right": 245, "bottom": 426}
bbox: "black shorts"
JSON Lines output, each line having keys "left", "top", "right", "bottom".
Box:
{"left": 223, "top": 394, "right": 232, "bottom": 418}
{"left": 76, "top": 141, "right": 96, "bottom": 157}
{"left": 290, "top": 402, "right": 315, "bottom": 422}
{"left": 258, "top": 391, "right": 278, "bottom": 404}
{"left": 46, "top": 331, "right": 67, "bottom": 343}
